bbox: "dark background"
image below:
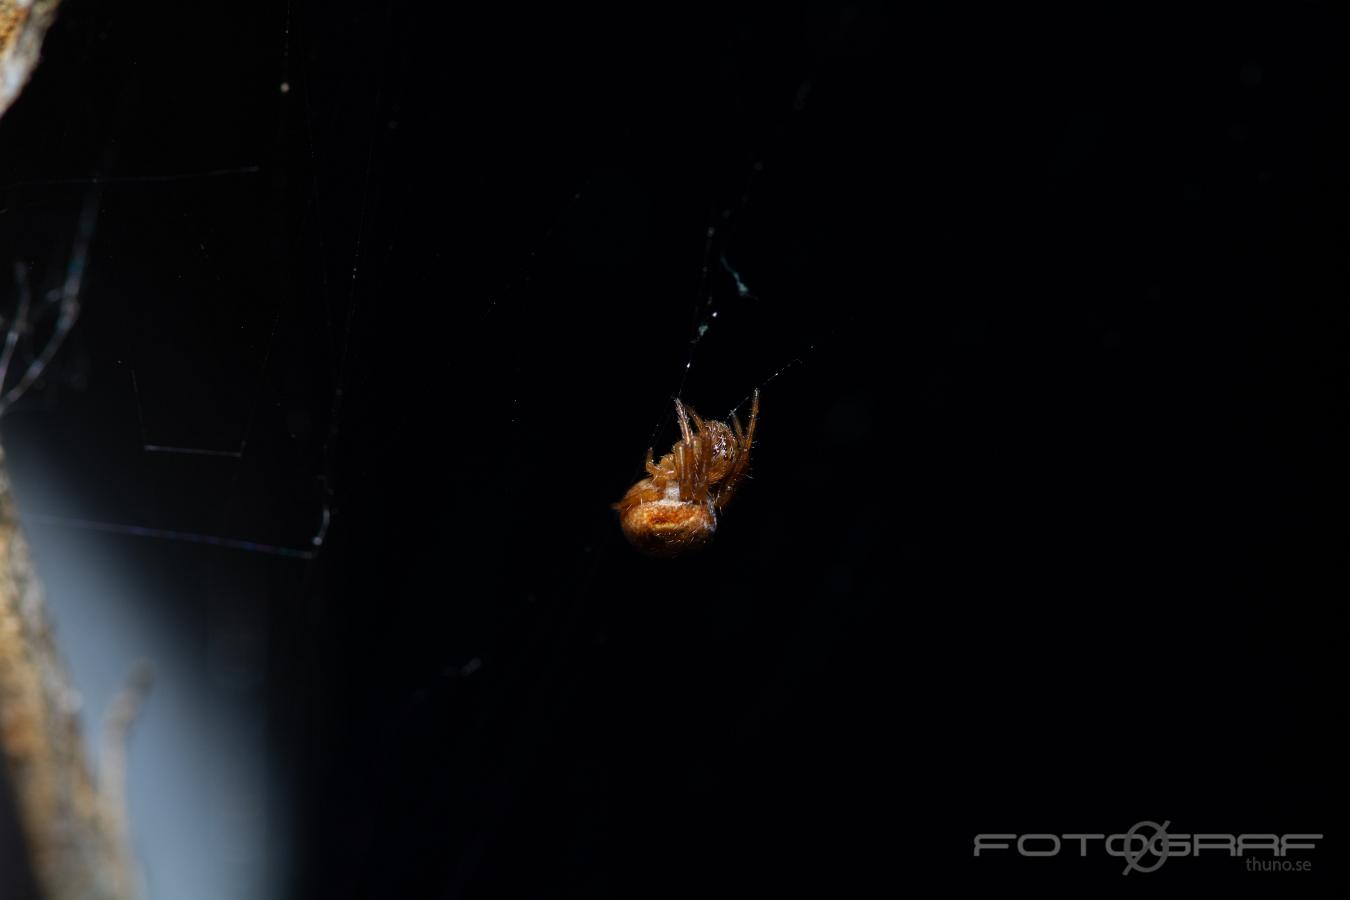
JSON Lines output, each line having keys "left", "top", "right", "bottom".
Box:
{"left": 0, "top": 1, "right": 1343, "bottom": 897}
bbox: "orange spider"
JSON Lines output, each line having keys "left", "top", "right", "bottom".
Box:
{"left": 615, "top": 389, "right": 760, "bottom": 557}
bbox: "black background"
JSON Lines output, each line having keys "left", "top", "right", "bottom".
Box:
{"left": 0, "top": 1, "right": 1344, "bottom": 897}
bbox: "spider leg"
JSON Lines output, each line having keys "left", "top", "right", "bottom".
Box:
{"left": 673, "top": 398, "right": 699, "bottom": 501}
{"left": 717, "top": 457, "right": 753, "bottom": 509}
{"left": 713, "top": 455, "right": 744, "bottom": 510}
{"left": 693, "top": 410, "right": 723, "bottom": 504}
{"left": 687, "top": 406, "right": 706, "bottom": 435}
{"left": 671, "top": 440, "right": 684, "bottom": 500}
{"left": 743, "top": 389, "right": 760, "bottom": 448}
{"left": 674, "top": 397, "right": 694, "bottom": 447}
{"left": 698, "top": 435, "right": 716, "bottom": 503}
{"left": 713, "top": 390, "right": 759, "bottom": 510}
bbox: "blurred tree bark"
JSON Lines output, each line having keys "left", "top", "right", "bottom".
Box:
{"left": 0, "top": 451, "right": 143, "bottom": 899}
{"left": 0, "top": 4, "right": 148, "bottom": 899}
{"left": 0, "top": 0, "right": 61, "bottom": 120}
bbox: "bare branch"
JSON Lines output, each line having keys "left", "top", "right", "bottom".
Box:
{"left": 0, "top": 192, "right": 96, "bottom": 417}
{"left": 0, "top": 262, "right": 32, "bottom": 396}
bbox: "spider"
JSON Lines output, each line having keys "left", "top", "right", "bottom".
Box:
{"left": 615, "top": 389, "right": 760, "bottom": 557}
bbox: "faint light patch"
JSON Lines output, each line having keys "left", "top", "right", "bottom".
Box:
{"left": 209, "top": 788, "right": 267, "bottom": 866}
{"left": 460, "top": 656, "right": 482, "bottom": 677}
{"left": 720, "top": 253, "right": 753, "bottom": 297}
{"left": 8, "top": 457, "right": 284, "bottom": 900}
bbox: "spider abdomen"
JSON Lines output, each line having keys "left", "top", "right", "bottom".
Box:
{"left": 617, "top": 495, "right": 716, "bottom": 557}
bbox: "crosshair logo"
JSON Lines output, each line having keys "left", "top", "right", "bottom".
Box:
{"left": 1116, "top": 819, "right": 1171, "bottom": 875}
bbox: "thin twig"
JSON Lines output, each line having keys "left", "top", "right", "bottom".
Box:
{"left": 0, "top": 191, "right": 96, "bottom": 416}
{"left": 0, "top": 260, "right": 31, "bottom": 394}
{"left": 99, "top": 663, "right": 153, "bottom": 900}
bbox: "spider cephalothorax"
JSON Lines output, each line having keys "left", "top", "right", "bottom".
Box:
{"left": 615, "top": 390, "right": 759, "bottom": 557}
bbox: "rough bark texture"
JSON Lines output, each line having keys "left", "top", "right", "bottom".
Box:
{"left": 0, "top": 4, "right": 146, "bottom": 896}
{"left": 0, "top": 448, "right": 141, "bottom": 899}
{"left": 0, "top": 0, "right": 61, "bottom": 120}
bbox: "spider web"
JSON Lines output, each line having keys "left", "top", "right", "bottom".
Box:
{"left": 560, "top": 17, "right": 868, "bottom": 485}
{"left": 0, "top": 4, "right": 882, "bottom": 899}
{"left": 0, "top": 4, "right": 344, "bottom": 900}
